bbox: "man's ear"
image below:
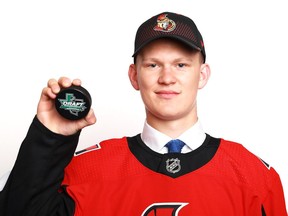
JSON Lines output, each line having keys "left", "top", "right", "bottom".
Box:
{"left": 198, "top": 63, "right": 211, "bottom": 89}
{"left": 128, "top": 64, "right": 140, "bottom": 90}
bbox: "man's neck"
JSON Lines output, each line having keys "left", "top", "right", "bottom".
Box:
{"left": 146, "top": 115, "right": 198, "bottom": 139}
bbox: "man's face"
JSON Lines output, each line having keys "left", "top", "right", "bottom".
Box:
{"left": 129, "top": 38, "right": 209, "bottom": 128}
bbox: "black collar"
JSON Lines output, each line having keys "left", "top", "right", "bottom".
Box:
{"left": 127, "top": 134, "right": 220, "bottom": 178}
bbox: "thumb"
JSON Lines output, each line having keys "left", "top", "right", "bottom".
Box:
{"left": 77, "top": 108, "right": 97, "bottom": 129}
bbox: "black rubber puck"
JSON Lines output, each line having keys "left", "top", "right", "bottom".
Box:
{"left": 55, "top": 85, "right": 92, "bottom": 120}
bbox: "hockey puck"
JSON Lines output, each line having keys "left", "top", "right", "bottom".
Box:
{"left": 55, "top": 85, "right": 92, "bottom": 120}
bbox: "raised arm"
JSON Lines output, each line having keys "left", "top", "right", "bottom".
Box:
{"left": 0, "top": 77, "right": 96, "bottom": 216}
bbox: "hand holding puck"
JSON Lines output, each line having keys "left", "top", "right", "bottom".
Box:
{"left": 55, "top": 85, "right": 92, "bottom": 120}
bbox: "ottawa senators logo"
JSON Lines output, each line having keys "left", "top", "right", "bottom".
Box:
{"left": 154, "top": 13, "right": 176, "bottom": 32}
{"left": 142, "top": 202, "right": 188, "bottom": 216}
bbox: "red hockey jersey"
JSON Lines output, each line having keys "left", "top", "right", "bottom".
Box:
{"left": 62, "top": 135, "right": 287, "bottom": 215}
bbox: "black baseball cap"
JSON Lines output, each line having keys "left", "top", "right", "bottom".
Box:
{"left": 133, "top": 12, "right": 206, "bottom": 62}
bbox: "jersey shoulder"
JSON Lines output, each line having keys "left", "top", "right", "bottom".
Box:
{"left": 62, "top": 136, "right": 146, "bottom": 185}
{"left": 217, "top": 138, "right": 280, "bottom": 196}
{"left": 74, "top": 136, "right": 127, "bottom": 156}
{"left": 220, "top": 138, "right": 271, "bottom": 170}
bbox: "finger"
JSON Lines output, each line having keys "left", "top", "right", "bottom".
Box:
{"left": 72, "top": 78, "right": 82, "bottom": 86}
{"left": 47, "top": 78, "right": 61, "bottom": 94}
{"left": 58, "top": 77, "right": 72, "bottom": 88}
{"left": 76, "top": 109, "right": 96, "bottom": 130}
{"left": 85, "top": 108, "right": 97, "bottom": 125}
{"left": 42, "top": 87, "right": 57, "bottom": 100}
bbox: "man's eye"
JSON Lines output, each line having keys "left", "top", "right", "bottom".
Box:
{"left": 178, "top": 63, "right": 185, "bottom": 68}
{"left": 149, "top": 64, "right": 157, "bottom": 68}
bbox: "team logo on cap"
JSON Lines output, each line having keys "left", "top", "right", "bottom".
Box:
{"left": 154, "top": 14, "right": 176, "bottom": 32}
{"left": 166, "top": 158, "right": 181, "bottom": 173}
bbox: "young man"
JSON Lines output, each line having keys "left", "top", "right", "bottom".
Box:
{"left": 0, "top": 11, "right": 287, "bottom": 216}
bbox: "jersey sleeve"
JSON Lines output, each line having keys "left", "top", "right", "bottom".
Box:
{"left": 262, "top": 168, "right": 287, "bottom": 216}
{"left": 0, "top": 116, "right": 79, "bottom": 216}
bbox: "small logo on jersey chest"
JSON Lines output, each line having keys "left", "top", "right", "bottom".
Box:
{"left": 166, "top": 158, "right": 181, "bottom": 173}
